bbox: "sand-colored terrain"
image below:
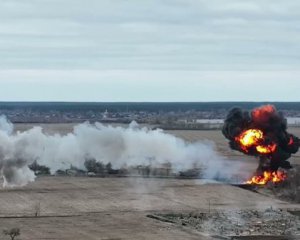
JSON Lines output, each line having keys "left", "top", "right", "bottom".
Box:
{"left": 0, "top": 177, "right": 299, "bottom": 240}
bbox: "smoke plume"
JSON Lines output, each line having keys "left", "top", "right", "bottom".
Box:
{"left": 0, "top": 116, "right": 238, "bottom": 187}
{"left": 222, "top": 105, "right": 300, "bottom": 174}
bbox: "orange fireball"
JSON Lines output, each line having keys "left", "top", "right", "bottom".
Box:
{"left": 256, "top": 144, "right": 277, "bottom": 154}
{"left": 235, "top": 129, "right": 277, "bottom": 154}
{"left": 237, "top": 129, "right": 263, "bottom": 147}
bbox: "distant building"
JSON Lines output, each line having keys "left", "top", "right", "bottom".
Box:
{"left": 103, "top": 109, "right": 108, "bottom": 119}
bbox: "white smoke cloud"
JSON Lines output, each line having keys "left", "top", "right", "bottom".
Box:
{"left": 0, "top": 115, "right": 14, "bottom": 135}
{"left": 0, "top": 117, "right": 242, "bottom": 187}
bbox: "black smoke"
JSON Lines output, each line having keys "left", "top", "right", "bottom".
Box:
{"left": 222, "top": 105, "right": 300, "bottom": 173}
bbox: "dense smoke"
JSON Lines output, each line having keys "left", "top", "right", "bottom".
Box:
{"left": 222, "top": 105, "right": 300, "bottom": 174}
{"left": 0, "top": 116, "right": 240, "bottom": 187}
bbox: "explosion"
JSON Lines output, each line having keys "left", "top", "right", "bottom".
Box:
{"left": 235, "top": 129, "right": 277, "bottom": 154}
{"left": 222, "top": 105, "right": 300, "bottom": 185}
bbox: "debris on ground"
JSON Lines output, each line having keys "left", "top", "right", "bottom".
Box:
{"left": 156, "top": 208, "right": 300, "bottom": 237}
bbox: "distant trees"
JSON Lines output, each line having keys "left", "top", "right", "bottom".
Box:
{"left": 84, "top": 159, "right": 116, "bottom": 174}
{"left": 29, "top": 161, "right": 50, "bottom": 175}
{"left": 105, "top": 162, "right": 112, "bottom": 173}
{"left": 84, "top": 159, "right": 104, "bottom": 173}
{"left": 3, "top": 228, "right": 20, "bottom": 240}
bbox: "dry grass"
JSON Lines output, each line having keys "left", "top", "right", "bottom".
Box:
{"left": 0, "top": 177, "right": 297, "bottom": 240}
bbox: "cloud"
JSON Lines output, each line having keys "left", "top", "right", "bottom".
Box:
{"left": 0, "top": 0, "right": 299, "bottom": 71}
{"left": 0, "top": 69, "right": 299, "bottom": 101}
{"left": 0, "top": 1, "right": 299, "bottom": 101}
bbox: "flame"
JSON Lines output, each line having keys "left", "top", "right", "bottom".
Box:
{"left": 245, "top": 171, "right": 286, "bottom": 185}
{"left": 235, "top": 129, "right": 276, "bottom": 154}
{"left": 256, "top": 144, "right": 277, "bottom": 154}
{"left": 238, "top": 129, "right": 263, "bottom": 147}
{"left": 288, "top": 136, "right": 294, "bottom": 146}
{"left": 252, "top": 105, "right": 276, "bottom": 122}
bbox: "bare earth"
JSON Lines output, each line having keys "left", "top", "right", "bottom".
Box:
{"left": 0, "top": 124, "right": 297, "bottom": 240}
{"left": 0, "top": 177, "right": 299, "bottom": 240}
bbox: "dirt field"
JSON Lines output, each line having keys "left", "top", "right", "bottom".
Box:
{"left": 0, "top": 177, "right": 299, "bottom": 240}
{"left": 0, "top": 124, "right": 297, "bottom": 239}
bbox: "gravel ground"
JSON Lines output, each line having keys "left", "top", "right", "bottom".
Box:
{"left": 157, "top": 208, "right": 300, "bottom": 237}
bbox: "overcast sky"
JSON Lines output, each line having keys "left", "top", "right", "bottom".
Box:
{"left": 0, "top": 0, "right": 299, "bottom": 101}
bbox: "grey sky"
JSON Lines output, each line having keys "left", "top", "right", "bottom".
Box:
{"left": 0, "top": 0, "right": 299, "bottom": 101}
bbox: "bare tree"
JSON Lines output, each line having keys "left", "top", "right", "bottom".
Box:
{"left": 84, "top": 158, "right": 105, "bottom": 174}
{"left": 3, "top": 228, "right": 20, "bottom": 240}
{"left": 34, "top": 202, "right": 41, "bottom": 217}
